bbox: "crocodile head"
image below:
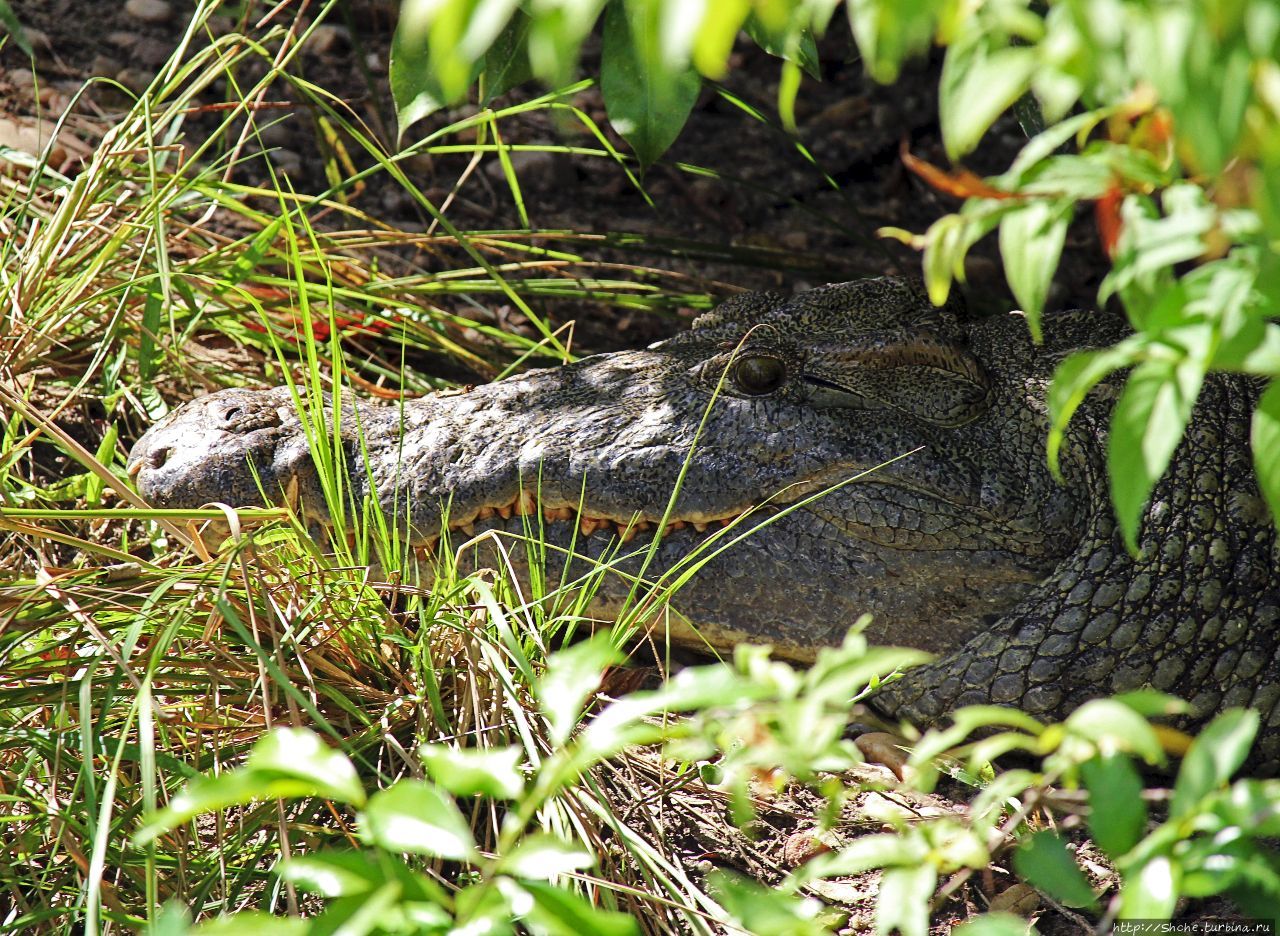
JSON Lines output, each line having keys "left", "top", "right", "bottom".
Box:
{"left": 129, "top": 278, "right": 1090, "bottom": 658}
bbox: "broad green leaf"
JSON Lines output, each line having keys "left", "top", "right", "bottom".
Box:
{"left": 999, "top": 199, "right": 1073, "bottom": 342}
{"left": 1046, "top": 343, "right": 1138, "bottom": 477}
{"left": 192, "top": 915, "right": 306, "bottom": 936}
{"left": 1209, "top": 779, "right": 1280, "bottom": 838}
{"left": 1107, "top": 357, "right": 1206, "bottom": 553}
{"left": 279, "top": 850, "right": 450, "bottom": 906}
{"left": 514, "top": 879, "right": 640, "bottom": 936}
{"left": 940, "top": 37, "right": 1036, "bottom": 159}
{"left": 360, "top": 779, "right": 478, "bottom": 861}
{"left": 1118, "top": 854, "right": 1179, "bottom": 919}
{"left": 133, "top": 771, "right": 317, "bottom": 844}
{"left": 537, "top": 632, "right": 622, "bottom": 746}
{"left": 709, "top": 870, "right": 827, "bottom": 936}
{"left": 875, "top": 865, "right": 936, "bottom": 936}
{"left": 310, "top": 885, "right": 407, "bottom": 936}
{"left": 600, "top": 0, "right": 702, "bottom": 171}
{"left": 525, "top": 0, "right": 609, "bottom": 85}
{"left": 419, "top": 743, "right": 525, "bottom": 799}
{"left": 744, "top": 17, "right": 822, "bottom": 80}
{"left": 481, "top": 10, "right": 534, "bottom": 104}
{"left": 954, "top": 913, "right": 1036, "bottom": 936}
{"left": 391, "top": 0, "right": 514, "bottom": 137}
{"left": 692, "top": 0, "right": 750, "bottom": 77}
{"left": 247, "top": 727, "right": 366, "bottom": 806}
{"left": 1064, "top": 698, "right": 1164, "bottom": 764}
{"left": 1013, "top": 832, "right": 1097, "bottom": 909}
{"left": 1081, "top": 754, "right": 1147, "bottom": 859}
{"left": 1171, "top": 708, "right": 1259, "bottom": 819}
{"left": 1252, "top": 380, "right": 1280, "bottom": 528}
{"left": 0, "top": 0, "right": 33, "bottom": 57}
{"left": 846, "top": 0, "right": 942, "bottom": 84}
{"left": 1111, "top": 690, "right": 1189, "bottom": 719}
{"left": 793, "top": 833, "right": 928, "bottom": 881}
{"left": 499, "top": 833, "right": 595, "bottom": 879}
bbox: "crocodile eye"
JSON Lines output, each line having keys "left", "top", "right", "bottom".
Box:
{"left": 732, "top": 355, "right": 786, "bottom": 395}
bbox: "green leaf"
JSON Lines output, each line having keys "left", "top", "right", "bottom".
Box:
{"left": 481, "top": 10, "right": 534, "bottom": 104}
{"left": 420, "top": 743, "right": 525, "bottom": 799}
{"left": 1064, "top": 698, "right": 1164, "bottom": 764}
{"left": 499, "top": 833, "right": 595, "bottom": 880}
{"left": 0, "top": 0, "right": 33, "bottom": 57}
{"left": 310, "top": 885, "right": 407, "bottom": 936}
{"left": 360, "top": 779, "right": 478, "bottom": 861}
{"left": 192, "top": 914, "right": 306, "bottom": 936}
{"left": 247, "top": 727, "right": 366, "bottom": 805}
{"left": 875, "top": 865, "right": 936, "bottom": 936}
{"left": 709, "top": 870, "right": 827, "bottom": 936}
{"left": 940, "top": 37, "right": 1036, "bottom": 159}
{"left": 537, "top": 633, "right": 623, "bottom": 747}
{"left": 999, "top": 199, "right": 1073, "bottom": 342}
{"left": 516, "top": 879, "right": 640, "bottom": 936}
{"left": 795, "top": 833, "right": 928, "bottom": 881}
{"left": 600, "top": 0, "right": 702, "bottom": 171}
{"left": 1208, "top": 779, "right": 1280, "bottom": 838}
{"left": 1252, "top": 381, "right": 1280, "bottom": 528}
{"left": 279, "top": 850, "right": 450, "bottom": 906}
{"left": 391, "top": 0, "right": 514, "bottom": 138}
{"left": 692, "top": 0, "right": 751, "bottom": 78}
{"left": 1046, "top": 343, "right": 1138, "bottom": 477}
{"left": 133, "top": 729, "right": 365, "bottom": 845}
{"left": 744, "top": 17, "right": 822, "bottom": 80}
{"left": 845, "top": 0, "right": 942, "bottom": 84}
{"left": 1118, "top": 854, "right": 1179, "bottom": 919}
{"left": 1171, "top": 709, "right": 1259, "bottom": 819}
{"left": 1082, "top": 754, "right": 1147, "bottom": 859}
{"left": 953, "top": 913, "right": 1036, "bottom": 936}
{"left": 1107, "top": 357, "right": 1206, "bottom": 553}
{"left": 1012, "top": 832, "right": 1097, "bottom": 909}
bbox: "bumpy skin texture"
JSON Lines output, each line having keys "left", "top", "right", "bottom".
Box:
{"left": 128, "top": 278, "right": 1280, "bottom": 768}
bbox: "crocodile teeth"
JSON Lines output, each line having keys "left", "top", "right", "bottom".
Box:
{"left": 496, "top": 503, "right": 512, "bottom": 520}
{"left": 476, "top": 506, "right": 495, "bottom": 521}
{"left": 618, "top": 524, "right": 637, "bottom": 543}
{"left": 580, "top": 515, "right": 603, "bottom": 536}
{"left": 544, "top": 506, "right": 572, "bottom": 522}
{"left": 692, "top": 521, "right": 708, "bottom": 532}
{"left": 516, "top": 489, "right": 536, "bottom": 516}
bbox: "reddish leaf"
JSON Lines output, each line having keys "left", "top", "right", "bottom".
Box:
{"left": 1095, "top": 185, "right": 1124, "bottom": 258}
{"left": 900, "top": 141, "right": 1017, "bottom": 201}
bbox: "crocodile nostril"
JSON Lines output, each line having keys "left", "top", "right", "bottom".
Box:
{"left": 219, "top": 406, "right": 243, "bottom": 426}
{"left": 147, "top": 446, "right": 172, "bottom": 470}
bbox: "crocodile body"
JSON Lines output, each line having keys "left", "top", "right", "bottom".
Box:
{"left": 127, "top": 278, "right": 1280, "bottom": 767}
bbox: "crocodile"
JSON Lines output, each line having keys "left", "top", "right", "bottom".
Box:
{"left": 127, "top": 277, "right": 1280, "bottom": 768}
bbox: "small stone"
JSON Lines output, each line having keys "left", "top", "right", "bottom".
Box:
{"left": 269, "top": 148, "right": 303, "bottom": 175}
{"left": 484, "top": 149, "right": 565, "bottom": 191}
{"left": 125, "top": 0, "right": 173, "bottom": 24}
{"left": 989, "top": 883, "right": 1040, "bottom": 916}
{"left": 106, "top": 31, "right": 139, "bottom": 50}
{"left": 116, "top": 68, "right": 156, "bottom": 94}
{"left": 365, "top": 52, "right": 385, "bottom": 73}
{"left": 782, "top": 829, "right": 837, "bottom": 869}
{"left": 854, "top": 732, "right": 913, "bottom": 781}
{"left": 307, "top": 24, "right": 351, "bottom": 56}
{"left": 7, "top": 68, "right": 35, "bottom": 89}
{"left": 132, "top": 37, "right": 173, "bottom": 69}
{"left": 91, "top": 56, "right": 124, "bottom": 79}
